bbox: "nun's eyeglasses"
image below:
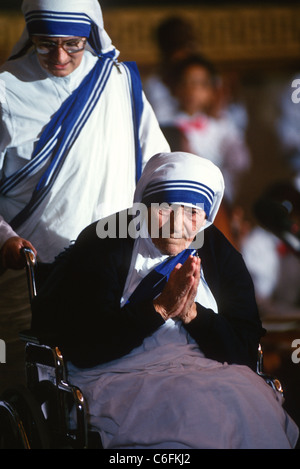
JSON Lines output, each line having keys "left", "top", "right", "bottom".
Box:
{"left": 34, "top": 38, "right": 87, "bottom": 55}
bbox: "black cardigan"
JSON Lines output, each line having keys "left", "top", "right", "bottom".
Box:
{"left": 31, "top": 211, "right": 264, "bottom": 371}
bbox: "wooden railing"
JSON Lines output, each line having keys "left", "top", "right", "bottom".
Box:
{"left": 103, "top": 6, "right": 300, "bottom": 71}
{"left": 0, "top": 6, "right": 299, "bottom": 69}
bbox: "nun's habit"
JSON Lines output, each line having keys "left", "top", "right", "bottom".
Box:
{"left": 0, "top": 0, "right": 169, "bottom": 261}
{"left": 0, "top": 0, "right": 168, "bottom": 393}
{"left": 32, "top": 152, "right": 299, "bottom": 449}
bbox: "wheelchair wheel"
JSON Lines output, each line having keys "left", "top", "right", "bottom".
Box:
{"left": 0, "top": 385, "right": 50, "bottom": 449}
{"left": 0, "top": 400, "right": 30, "bottom": 449}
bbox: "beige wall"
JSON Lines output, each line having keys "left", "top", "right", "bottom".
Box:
{"left": 1, "top": 6, "right": 300, "bottom": 68}
{"left": 103, "top": 5, "right": 300, "bottom": 72}
{"left": 0, "top": 12, "right": 24, "bottom": 63}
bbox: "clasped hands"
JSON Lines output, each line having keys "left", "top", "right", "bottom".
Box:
{"left": 153, "top": 254, "right": 200, "bottom": 324}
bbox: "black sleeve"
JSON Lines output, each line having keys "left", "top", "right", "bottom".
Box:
{"left": 31, "top": 219, "right": 164, "bottom": 368}
{"left": 184, "top": 226, "right": 264, "bottom": 371}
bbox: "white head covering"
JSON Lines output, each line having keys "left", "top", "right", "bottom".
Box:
{"left": 134, "top": 151, "right": 224, "bottom": 229}
{"left": 11, "top": 0, "right": 114, "bottom": 57}
{"left": 121, "top": 152, "right": 224, "bottom": 310}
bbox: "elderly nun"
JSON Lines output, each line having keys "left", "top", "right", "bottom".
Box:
{"left": 31, "top": 152, "right": 299, "bottom": 449}
{"left": 0, "top": 0, "right": 169, "bottom": 392}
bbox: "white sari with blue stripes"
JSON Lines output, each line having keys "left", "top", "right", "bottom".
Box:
{"left": 0, "top": 50, "right": 169, "bottom": 262}
{"left": 0, "top": 0, "right": 169, "bottom": 393}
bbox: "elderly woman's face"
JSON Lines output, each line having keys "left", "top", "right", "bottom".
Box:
{"left": 148, "top": 204, "right": 206, "bottom": 255}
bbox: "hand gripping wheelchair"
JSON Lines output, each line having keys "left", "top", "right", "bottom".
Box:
{"left": 0, "top": 248, "right": 283, "bottom": 449}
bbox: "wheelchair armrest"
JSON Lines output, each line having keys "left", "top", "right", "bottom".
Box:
{"left": 256, "top": 344, "right": 284, "bottom": 396}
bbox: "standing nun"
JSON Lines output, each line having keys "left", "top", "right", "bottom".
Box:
{"left": 0, "top": 0, "right": 169, "bottom": 393}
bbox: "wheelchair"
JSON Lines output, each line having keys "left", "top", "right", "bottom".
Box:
{"left": 0, "top": 248, "right": 102, "bottom": 449}
{"left": 0, "top": 248, "right": 283, "bottom": 449}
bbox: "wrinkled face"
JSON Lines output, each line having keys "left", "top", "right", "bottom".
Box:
{"left": 148, "top": 204, "right": 206, "bottom": 255}
{"left": 175, "top": 65, "right": 215, "bottom": 115}
{"left": 32, "top": 36, "right": 86, "bottom": 77}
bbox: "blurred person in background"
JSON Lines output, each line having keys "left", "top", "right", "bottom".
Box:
{"left": 241, "top": 181, "right": 300, "bottom": 322}
{"left": 169, "top": 54, "right": 250, "bottom": 207}
{"left": 144, "top": 16, "right": 198, "bottom": 125}
{"left": 163, "top": 54, "right": 251, "bottom": 246}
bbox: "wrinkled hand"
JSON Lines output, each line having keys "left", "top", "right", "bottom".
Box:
{"left": 0, "top": 236, "right": 37, "bottom": 270}
{"left": 153, "top": 255, "right": 200, "bottom": 324}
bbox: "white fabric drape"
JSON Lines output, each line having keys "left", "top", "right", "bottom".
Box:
{"left": 0, "top": 52, "right": 169, "bottom": 262}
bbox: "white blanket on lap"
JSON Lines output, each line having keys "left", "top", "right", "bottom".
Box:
{"left": 68, "top": 319, "right": 298, "bottom": 449}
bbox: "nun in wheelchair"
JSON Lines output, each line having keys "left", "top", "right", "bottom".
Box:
{"left": 31, "top": 152, "right": 299, "bottom": 449}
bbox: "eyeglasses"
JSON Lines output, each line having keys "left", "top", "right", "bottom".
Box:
{"left": 34, "top": 38, "right": 87, "bottom": 55}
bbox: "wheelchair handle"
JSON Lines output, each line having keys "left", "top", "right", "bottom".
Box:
{"left": 22, "top": 247, "right": 37, "bottom": 301}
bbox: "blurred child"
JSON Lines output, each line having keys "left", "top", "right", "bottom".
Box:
{"left": 144, "top": 16, "right": 198, "bottom": 124}
{"left": 170, "top": 55, "right": 250, "bottom": 206}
